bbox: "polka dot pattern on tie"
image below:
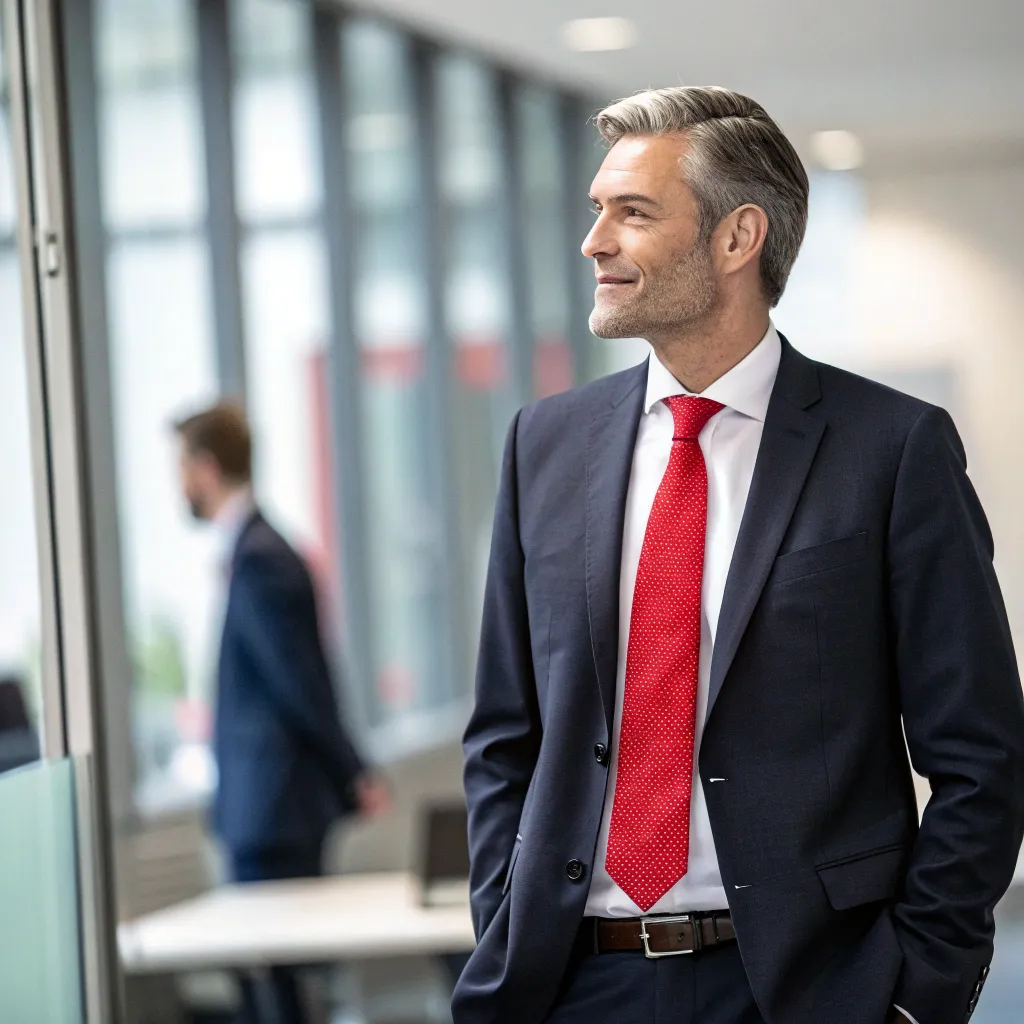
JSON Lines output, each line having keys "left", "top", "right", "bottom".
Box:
{"left": 605, "top": 395, "right": 724, "bottom": 912}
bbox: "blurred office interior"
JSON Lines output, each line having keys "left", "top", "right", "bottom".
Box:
{"left": 1, "top": 0, "right": 1023, "bottom": 1021}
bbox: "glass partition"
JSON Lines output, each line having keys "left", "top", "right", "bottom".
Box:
{"left": 343, "top": 19, "right": 452, "bottom": 726}
{"left": 436, "top": 53, "right": 516, "bottom": 680}
{"left": 0, "top": 760, "right": 84, "bottom": 1022}
{"left": 0, "top": 1, "right": 43, "bottom": 776}
{"left": 96, "top": 0, "right": 221, "bottom": 813}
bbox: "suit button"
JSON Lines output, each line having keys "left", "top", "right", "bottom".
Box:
{"left": 594, "top": 743, "right": 609, "bottom": 766}
{"left": 566, "top": 859, "right": 585, "bottom": 882}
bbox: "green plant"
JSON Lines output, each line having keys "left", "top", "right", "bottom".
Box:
{"left": 135, "top": 617, "right": 188, "bottom": 699}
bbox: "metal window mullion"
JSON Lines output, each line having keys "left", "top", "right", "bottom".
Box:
{"left": 2, "top": 0, "right": 66, "bottom": 761}
{"left": 312, "top": 6, "right": 375, "bottom": 732}
{"left": 18, "top": 0, "right": 129, "bottom": 1019}
{"left": 562, "top": 92, "right": 596, "bottom": 385}
{"left": 411, "top": 37, "right": 466, "bottom": 705}
{"left": 195, "top": 0, "right": 247, "bottom": 400}
{"left": 53, "top": 0, "right": 136, "bottom": 827}
{"left": 497, "top": 70, "right": 533, "bottom": 406}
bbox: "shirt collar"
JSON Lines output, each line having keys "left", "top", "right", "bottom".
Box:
{"left": 214, "top": 487, "right": 256, "bottom": 561}
{"left": 644, "top": 321, "right": 782, "bottom": 422}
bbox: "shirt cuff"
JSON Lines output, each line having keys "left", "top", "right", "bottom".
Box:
{"left": 894, "top": 1005, "right": 922, "bottom": 1024}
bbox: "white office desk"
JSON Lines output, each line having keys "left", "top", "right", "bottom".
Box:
{"left": 118, "top": 872, "right": 476, "bottom": 975}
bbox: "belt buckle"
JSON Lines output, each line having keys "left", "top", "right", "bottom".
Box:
{"left": 639, "top": 914, "right": 700, "bottom": 959}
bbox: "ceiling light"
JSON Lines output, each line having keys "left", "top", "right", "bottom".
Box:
{"left": 563, "top": 17, "right": 637, "bottom": 52}
{"left": 810, "top": 130, "right": 864, "bottom": 171}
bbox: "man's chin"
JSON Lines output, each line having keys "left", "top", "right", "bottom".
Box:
{"left": 588, "top": 309, "right": 641, "bottom": 340}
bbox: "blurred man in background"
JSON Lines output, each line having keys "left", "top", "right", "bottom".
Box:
{"left": 174, "top": 401, "right": 388, "bottom": 1024}
{"left": 456, "top": 87, "right": 1024, "bottom": 1024}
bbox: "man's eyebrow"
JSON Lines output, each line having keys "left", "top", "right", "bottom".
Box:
{"left": 589, "top": 192, "right": 663, "bottom": 209}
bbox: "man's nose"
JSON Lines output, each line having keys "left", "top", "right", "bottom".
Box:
{"left": 582, "top": 214, "right": 619, "bottom": 260}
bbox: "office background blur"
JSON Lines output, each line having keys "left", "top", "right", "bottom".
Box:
{"left": 1, "top": 0, "right": 1023, "bottom": 1021}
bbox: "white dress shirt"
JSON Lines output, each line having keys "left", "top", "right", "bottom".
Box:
{"left": 214, "top": 487, "right": 256, "bottom": 574}
{"left": 584, "top": 323, "right": 781, "bottom": 918}
{"left": 580, "top": 327, "right": 920, "bottom": 1024}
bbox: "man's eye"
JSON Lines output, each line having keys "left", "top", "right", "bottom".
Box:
{"left": 625, "top": 207, "right": 646, "bottom": 218}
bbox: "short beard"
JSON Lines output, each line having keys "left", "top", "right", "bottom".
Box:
{"left": 589, "top": 234, "right": 718, "bottom": 340}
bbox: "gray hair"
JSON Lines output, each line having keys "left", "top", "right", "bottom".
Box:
{"left": 595, "top": 86, "right": 809, "bottom": 307}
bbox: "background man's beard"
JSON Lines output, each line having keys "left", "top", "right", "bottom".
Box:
{"left": 189, "top": 498, "right": 209, "bottom": 522}
{"left": 589, "top": 237, "right": 718, "bottom": 340}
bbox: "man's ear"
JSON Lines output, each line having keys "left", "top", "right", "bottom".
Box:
{"left": 716, "top": 204, "right": 768, "bottom": 275}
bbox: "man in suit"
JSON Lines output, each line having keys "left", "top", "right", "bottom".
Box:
{"left": 175, "top": 402, "right": 389, "bottom": 1024}
{"left": 454, "top": 87, "right": 1024, "bottom": 1024}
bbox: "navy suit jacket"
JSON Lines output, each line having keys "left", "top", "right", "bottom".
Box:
{"left": 454, "top": 338, "right": 1024, "bottom": 1024}
{"left": 213, "top": 512, "right": 364, "bottom": 858}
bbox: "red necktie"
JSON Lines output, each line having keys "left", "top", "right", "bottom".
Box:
{"left": 606, "top": 395, "right": 724, "bottom": 912}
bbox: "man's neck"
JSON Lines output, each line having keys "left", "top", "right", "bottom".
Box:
{"left": 648, "top": 306, "right": 771, "bottom": 394}
{"left": 210, "top": 485, "right": 253, "bottom": 527}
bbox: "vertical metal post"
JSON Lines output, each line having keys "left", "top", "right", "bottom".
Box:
{"left": 53, "top": 0, "right": 136, "bottom": 831}
{"left": 196, "top": 0, "right": 247, "bottom": 399}
{"left": 563, "top": 92, "right": 598, "bottom": 384}
{"left": 311, "top": 6, "right": 375, "bottom": 730}
{"left": 411, "top": 37, "right": 467, "bottom": 702}
{"left": 497, "top": 69, "right": 533, "bottom": 405}
{"left": 15, "top": 0, "right": 127, "bottom": 1018}
{"left": 2, "top": 0, "right": 66, "bottom": 761}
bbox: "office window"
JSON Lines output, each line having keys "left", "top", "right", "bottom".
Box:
{"left": 0, "top": 20, "right": 43, "bottom": 774}
{"left": 773, "top": 171, "right": 865, "bottom": 367}
{"left": 342, "top": 20, "right": 452, "bottom": 727}
{"left": 436, "top": 53, "right": 516, "bottom": 670}
{"left": 0, "top": 41, "right": 16, "bottom": 235}
{"left": 97, "top": 0, "right": 220, "bottom": 812}
{"left": 515, "top": 84, "right": 574, "bottom": 398}
{"left": 233, "top": 0, "right": 320, "bottom": 223}
{"left": 233, "top": 0, "right": 336, "bottom": 599}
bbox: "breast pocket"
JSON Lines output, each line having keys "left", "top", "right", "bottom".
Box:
{"left": 773, "top": 531, "right": 869, "bottom": 584}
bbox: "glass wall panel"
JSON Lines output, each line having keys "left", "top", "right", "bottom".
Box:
{"left": 232, "top": 0, "right": 345, "bottom": 674}
{"left": 0, "top": 15, "right": 43, "bottom": 775}
{"left": 436, "top": 53, "right": 516, "bottom": 669}
{"left": 0, "top": 760, "right": 83, "bottom": 1022}
{"left": 343, "top": 19, "right": 452, "bottom": 726}
{"left": 233, "top": 0, "right": 321, "bottom": 222}
{"left": 97, "top": 0, "right": 205, "bottom": 230}
{"left": 515, "top": 84, "right": 574, "bottom": 398}
{"left": 96, "top": 0, "right": 220, "bottom": 812}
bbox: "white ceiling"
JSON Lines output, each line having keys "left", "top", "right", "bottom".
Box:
{"left": 348, "top": 0, "right": 1024, "bottom": 157}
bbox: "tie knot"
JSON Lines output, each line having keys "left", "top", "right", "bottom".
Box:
{"left": 665, "top": 395, "right": 725, "bottom": 440}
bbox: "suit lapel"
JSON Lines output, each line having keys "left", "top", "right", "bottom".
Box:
{"left": 706, "top": 339, "right": 826, "bottom": 726}
{"left": 585, "top": 360, "right": 648, "bottom": 733}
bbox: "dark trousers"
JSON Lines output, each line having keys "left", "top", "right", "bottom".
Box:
{"left": 545, "top": 942, "right": 765, "bottom": 1024}
{"left": 231, "top": 847, "right": 323, "bottom": 1024}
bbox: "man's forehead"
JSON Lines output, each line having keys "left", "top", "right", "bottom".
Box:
{"left": 590, "top": 134, "right": 690, "bottom": 197}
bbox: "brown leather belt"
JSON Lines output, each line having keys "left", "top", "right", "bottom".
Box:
{"left": 576, "top": 912, "right": 736, "bottom": 958}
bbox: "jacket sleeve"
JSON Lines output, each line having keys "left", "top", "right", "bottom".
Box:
{"left": 232, "top": 552, "right": 366, "bottom": 808}
{"left": 463, "top": 409, "right": 543, "bottom": 940}
{"left": 887, "top": 405, "right": 1024, "bottom": 1024}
